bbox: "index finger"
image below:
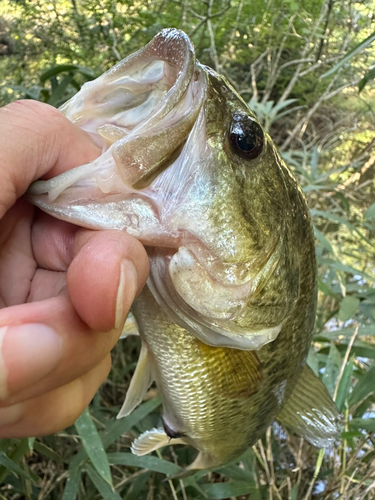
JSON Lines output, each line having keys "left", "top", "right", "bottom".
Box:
{"left": 0, "top": 100, "right": 100, "bottom": 217}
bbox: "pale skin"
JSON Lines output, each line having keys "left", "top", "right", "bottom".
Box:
{"left": 0, "top": 100, "right": 149, "bottom": 437}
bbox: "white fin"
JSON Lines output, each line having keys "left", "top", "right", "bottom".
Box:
{"left": 119, "top": 315, "right": 140, "bottom": 339}
{"left": 117, "top": 342, "right": 152, "bottom": 418}
{"left": 131, "top": 428, "right": 185, "bottom": 456}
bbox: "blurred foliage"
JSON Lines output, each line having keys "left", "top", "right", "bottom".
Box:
{"left": 0, "top": 0, "right": 375, "bottom": 498}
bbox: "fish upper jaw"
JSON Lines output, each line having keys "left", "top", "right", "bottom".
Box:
{"left": 58, "top": 29, "right": 205, "bottom": 189}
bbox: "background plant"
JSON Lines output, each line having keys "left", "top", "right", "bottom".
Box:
{"left": 0, "top": 0, "right": 375, "bottom": 498}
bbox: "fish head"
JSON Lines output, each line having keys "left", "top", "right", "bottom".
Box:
{"left": 28, "top": 29, "right": 311, "bottom": 351}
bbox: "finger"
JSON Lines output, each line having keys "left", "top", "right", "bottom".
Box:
{"left": 68, "top": 229, "right": 149, "bottom": 332}
{"left": 0, "top": 299, "right": 117, "bottom": 407}
{"left": 31, "top": 210, "right": 79, "bottom": 272}
{"left": 0, "top": 355, "right": 111, "bottom": 438}
{"left": 0, "top": 100, "right": 100, "bottom": 217}
{"left": 0, "top": 224, "right": 146, "bottom": 407}
{"left": 30, "top": 216, "right": 149, "bottom": 330}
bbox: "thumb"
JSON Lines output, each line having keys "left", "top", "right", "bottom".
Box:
{"left": 0, "top": 100, "right": 100, "bottom": 218}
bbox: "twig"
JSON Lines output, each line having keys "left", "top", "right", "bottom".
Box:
{"left": 303, "top": 448, "right": 325, "bottom": 500}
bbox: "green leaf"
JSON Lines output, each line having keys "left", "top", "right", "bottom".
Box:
{"left": 215, "top": 464, "right": 254, "bottom": 482}
{"left": 291, "top": 483, "right": 299, "bottom": 500}
{"left": 359, "top": 67, "right": 375, "bottom": 92}
{"left": 338, "top": 296, "right": 360, "bottom": 321}
{"left": 40, "top": 64, "right": 95, "bottom": 84}
{"left": 9, "top": 84, "right": 45, "bottom": 100}
{"left": 335, "top": 355, "right": 355, "bottom": 412}
{"left": 123, "top": 471, "right": 152, "bottom": 500}
{"left": 318, "top": 324, "right": 375, "bottom": 342}
{"left": 85, "top": 464, "right": 122, "bottom": 500}
{"left": 62, "top": 466, "right": 81, "bottom": 500}
{"left": 321, "top": 30, "right": 375, "bottom": 78}
{"left": 27, "top": 438, "right": 35, "bottom": 453}
{"left": 364, "top": 202, "right": 375, "bottom": 220}
{"left": 33, "top": 441, "right": 64, "bottom": 464}
{"left": 318, "top": 279, "right": 338, "bottom": 298}
{"left": 314, "top": 226, "right": 334, "bottom": 254}
{"left": 322, "top": 343, "right": 342, "bottom": 396}
{"left": 107, "top": 452, "right": 181, "bottom": 475}
{"left": 307, "top": 349, "right": 320, "bottom": 377}
{"left": 0, "top": 452, "right": 33, "bottom": 483}
{"left": 49, "top": 73, "right": 75, "bottom": 106}
{"left": 69, "top": 398, "right": 161, "bottom": 470}
{"left": 341, "top": 430, "right": 363, "bottom": 439}
{"left": 102, "top": 397, "right": 161, "bottom": 448}
{"left": 200, "top": 481, "right": 255, "bottom": 499}
{"left": 75, "top": 408, "right": 112, "bottom": 485}
{"left": 310, "top": 209, "right": 374, "bottom": 247}
{"left": 349, "top": 365, "right": 375, "bottom": 407}
{"left": 351, "top": 418, "right": 375, "bottom": 433}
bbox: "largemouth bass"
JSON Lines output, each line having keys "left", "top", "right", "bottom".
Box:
{"left": 28, "top": 29, "right": 340, "bottom": 474}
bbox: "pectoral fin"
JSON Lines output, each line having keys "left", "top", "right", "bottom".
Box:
{"left": 277, "top": 364, "right": 341, "bottom": 447}
{"left": 119, "top": 315, "right": 140, "bottom": 339}
{"left": 117, "top": 342, "right": 153, "bottom": 418}
{"left": 131, "top": 428, "right": 185, "bottom": 455}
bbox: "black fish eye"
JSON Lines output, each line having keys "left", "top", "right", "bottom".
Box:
{"left": 230, "top": 113, "right": 264, "bottom": 160}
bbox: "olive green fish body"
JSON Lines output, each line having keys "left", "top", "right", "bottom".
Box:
{"left": 28, "top": 28, "right": 340, "bottom": 473}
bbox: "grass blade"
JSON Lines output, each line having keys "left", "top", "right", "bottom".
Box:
{"left": 201, "top": 481, "right": 255, "bottom": 499}
{"left": 321, "top": 30, "right": 375, "bottom": 78}
{"left": 0, "top": 452, "right": 33, "bottom": 483}
{"left": 335, "top": 355, "right": 355, "bottom": 412}
{"left": 107, "top": 452, "right": 180, "bottom": 475}
{"left": 75, "top": 408, "right": 112, "bottom": 485}
{"left": 85, "top": 464, "right": 122, "bottom": 500}
{"left": 62, "top": 466, "right": 81, "bottom": 500}
{"left": 349, "top": 365, "right": 375, "bottom": 407}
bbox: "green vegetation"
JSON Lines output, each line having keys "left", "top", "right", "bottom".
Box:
{"left": 0, "top": 0, "right": 375, "bottom": 498}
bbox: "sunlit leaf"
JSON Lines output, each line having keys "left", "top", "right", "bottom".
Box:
{"left": 321, "top": 30, "right": 375, "bottom": 78}
{"left": 335, "top": 355, "right": 355, "bottom": 412}
{"left": 349, "top": 365, "right": 375, "bottom": 407}
{"left": 322, "top": 343, "right": 342, "bottom": 396}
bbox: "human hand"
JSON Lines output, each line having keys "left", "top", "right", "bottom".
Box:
{"left": 0, "top": 100, "right": 149, "bottom": 437}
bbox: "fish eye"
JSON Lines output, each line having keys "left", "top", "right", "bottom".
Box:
{"left": 230, "top": 113, "right": 264, "bottom": 160}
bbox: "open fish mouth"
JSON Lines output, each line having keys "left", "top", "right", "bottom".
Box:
{"left": 28, "top": 28, "right": 292, "bottom": 350}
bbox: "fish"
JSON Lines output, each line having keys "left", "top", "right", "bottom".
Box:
{"left": 27, "top": 28, "right": 340, "bottom": 475}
